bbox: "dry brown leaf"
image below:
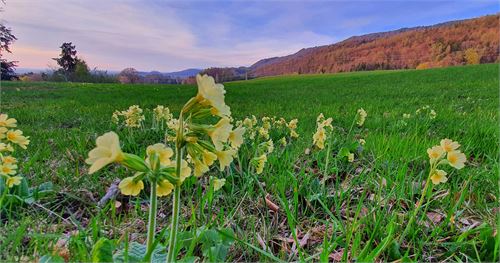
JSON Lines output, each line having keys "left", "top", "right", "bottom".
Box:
{"left": 256, "top": 233, "right": 268, "bottom": 251}
{"left": 427, "top": 211, "right": 444, "bottom": 225}
{"left": 265, "top": 194, "right": 280, "bottom": 212}
{"left": 299, "top": 231, "right": 310, "bottom": 248}
{"left": 329, "top": 248, "right": 344, "bottom": 262}
{"left": 53, "top": 238, "right": 70, "bottom": 262}
{"left": 458, "top": 216, "right": 482, "bottom": 231}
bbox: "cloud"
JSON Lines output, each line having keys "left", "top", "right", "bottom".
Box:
{"left": 3, "top": 0, "right": 499, "bottom": 71}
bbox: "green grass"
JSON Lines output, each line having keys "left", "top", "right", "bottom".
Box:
{"left": 0, "top": 64, "right": 498, "bottom": 261}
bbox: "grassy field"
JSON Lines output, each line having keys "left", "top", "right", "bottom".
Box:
{"left": 0, "top": 64, "right": 499, "bottom": 261}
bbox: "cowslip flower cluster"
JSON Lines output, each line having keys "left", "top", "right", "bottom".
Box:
{"left": 112, "top": 105, "right": 145, "bottom": 128}
{"left": 287, "top": 119, "right": 299, "bottom": 139}
{"left": 415, "top": 105, "right": 437, "bottom": 120}
{"left": 239, "top": 115, "right": 298, "bottom": 146}
{"left": 347, "top": 152, "right": 355, "bottom": 162}
{"left": 153, "top": 105, "right": 172, "bottom": 122}
{"left": 236, "top": 115, "right": 292, "bottom": 176}
{"left": 312, "top": 113, "right": 333, "bottom": 149}
{"left": 0, "top": 114, "right": 29, "bottom": 189}
{"left": 89, "top": 75, "right": 244, "bottom": 192}
{"left": 356, "top": 108, "right": 367, "bottom": 126}
{"left": 427, "top": 138, "right": 466, "bottom": 184}
{"left": 211, "top": 177, "right": 226, "bottom": 191}
{"left": 152, "top": 105, "right": 173, "bottom": 130}
{"left": 399, "top": 138, "right": 466, "bottom": 243}
{"left": 251, "top": 139, "right": 274, "bottom": 174}
{"left": 87, "top": 74, "right": 243, "bottom": 262}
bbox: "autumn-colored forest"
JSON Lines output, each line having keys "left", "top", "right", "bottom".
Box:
{"left": 250, "top": 14, "right": 499, "bottom": 77}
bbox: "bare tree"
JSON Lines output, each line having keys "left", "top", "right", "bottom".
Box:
{"left": 118, "top": 68, "right": 140, "bottom": 84}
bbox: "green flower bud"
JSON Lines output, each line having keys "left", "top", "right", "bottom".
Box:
{"left": 122, "top": 153, "right": 150, "bottom": 173}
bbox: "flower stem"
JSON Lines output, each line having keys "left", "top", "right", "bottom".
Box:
{"left": 398, "top": 166, "right": 434, "bottom": 243}
{"left": 167, "top": 113, "right": 184, "bottom": 263}
{"left": 167, "top": 176, "right": 181, "bottom": 262}
{"left": 0, "top": 187, "right": 7, "bottom": 220}
{"left": 322, "top": 138, "right": 332, "bottom": 182}
{"left": 144, "top": 178, "right": 158, "bottom": 262}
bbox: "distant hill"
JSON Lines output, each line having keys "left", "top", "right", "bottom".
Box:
{"left": 163, "top": 68, "right": 201, "bottom": 78}
{"left": 250, "top": 14, "right": 499, "bottom": 77}
{"left": 138, "top": 68, "right": 201, "bottom": 78}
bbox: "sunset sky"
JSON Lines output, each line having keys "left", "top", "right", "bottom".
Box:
{"left": 3, "top": 0, "right": 499, "bottom": 72}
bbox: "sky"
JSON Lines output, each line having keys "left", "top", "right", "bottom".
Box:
{"left": 2, "top": 0, "right": 499, "bottom": 72}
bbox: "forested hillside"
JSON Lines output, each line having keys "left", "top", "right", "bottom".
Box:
{"left": 250, "top": 14, "right": 499, "bottom": 76}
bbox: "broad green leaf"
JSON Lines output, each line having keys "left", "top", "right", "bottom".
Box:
{"left": 91, "top": 237, "right": 114, "bottom": 262}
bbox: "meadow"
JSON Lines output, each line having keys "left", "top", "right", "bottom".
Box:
{"left": 0, "top": 64, "right": 498, "bottom": 262}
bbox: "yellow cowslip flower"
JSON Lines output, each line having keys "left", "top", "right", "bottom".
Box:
{"left": 427, "top": 145, "right": 444, "bottom": 162}
{"left": 5, "top": 175, "right": 22, "bottom": 188}
{"left": 195, "top": 74, "right": 231, "bottom": 117}
{"left": 258, "top": 127, "right": 269, "bottom": 140}
{"left": 156, "top": 179, "right": 174, "bottom": 197}
{"left": 262, "top": 121, "right": 271, "bottom": 130}
{"left": 430, "top": 169, "right": 448, "bottom": 185}
{"left": 322, "top": 118, "right": 333, "bottom": 129}
{"left": 0, "top": 127, "right": 7, "bottom": 139}
{"left": 440, "top": 138, "right": 460, "bottom": 153}
{"left": 85, "top": 132, "right": 124, "bottom": 174}
{"left": 0, "top": 163, "right": 17, "bottom": 175}
{"left": 202, "top": 151, "right": 217, "bottom": 166}
{"left": 359, "top": 139, "right": 366, "bottom": 146}
{"left": 212, "top": 178, "right": 226, "bottom": 191}
{"left": 356, "top": 108, "right": 367, "bottom": 126}
{"left": 6, "top": 130, "right": 30, "bottom": 149}
{"left": 2, "top": 156, "right": 17, "bottom": 165}
{"left": 228, "top": 126, "right": 245, "bottom": 149}
{"left": 430, "top": 110, "right": 437, "bottom": 119}
{"left": 277, "top": 117, "right": 287, "bottom": 126}
{"left": 313, "top": 126, "right": 326, "bottom": 149}
{"left": 0, "top": 143, "right": 14, "bottom": 152}
{"left": 251, "top": 115, "right": 257, "bottom": 126}
{"left": 348, "top": 153, "right": 354, "bottom": 162}
{"left": 287, "top": 119, "right": 298, "bottom": 130}
{"left": 265, "top": 139, "right": 274, "bottom": 154}
{"left": 146, "top": 143, "right": 174, "bottom": 167}
{"left": 193, "top": 158, "right": 209, "bottom": 177}
{"left": 248, "top": 130, "right": 256, "bottom": 140}
{"left": 243, "top": 118, "right": 253, "bottom": 128}
{"left": 178, "top": 160, "right": 192, "bottom": 182}
{"left": 316, "top": 113, "right": 325, "bottom": 122}
{"left": 112, "top": 111, "right": 120, "bottom": 124}
{"left": 0, "top": 114, "right": 17, "bottom": 128}
{"left": 447, "top": 150, "right": 466, "bottom": 169}
{"left": 208, "top": 117, "right": 233, "bottom": 150}
{"left": 125, "top": 117, "right": 141, "bottom": 128}
{"left": 279, "top": 137, "right": 287, "bottom": 147}
{"left": 317, "top": 113, "right": 333, "bottom": 129}
{"left": 118, "top": 176, "right": 144, "bottom": 196}
{"left": 290, "top": 129, "right": 299, "bottom": 138}
{"left": 215, "top": 149, "right": 236, "bottom": 170}
{"left": 255, "top": 154, "right": 267, "bottom": 174}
